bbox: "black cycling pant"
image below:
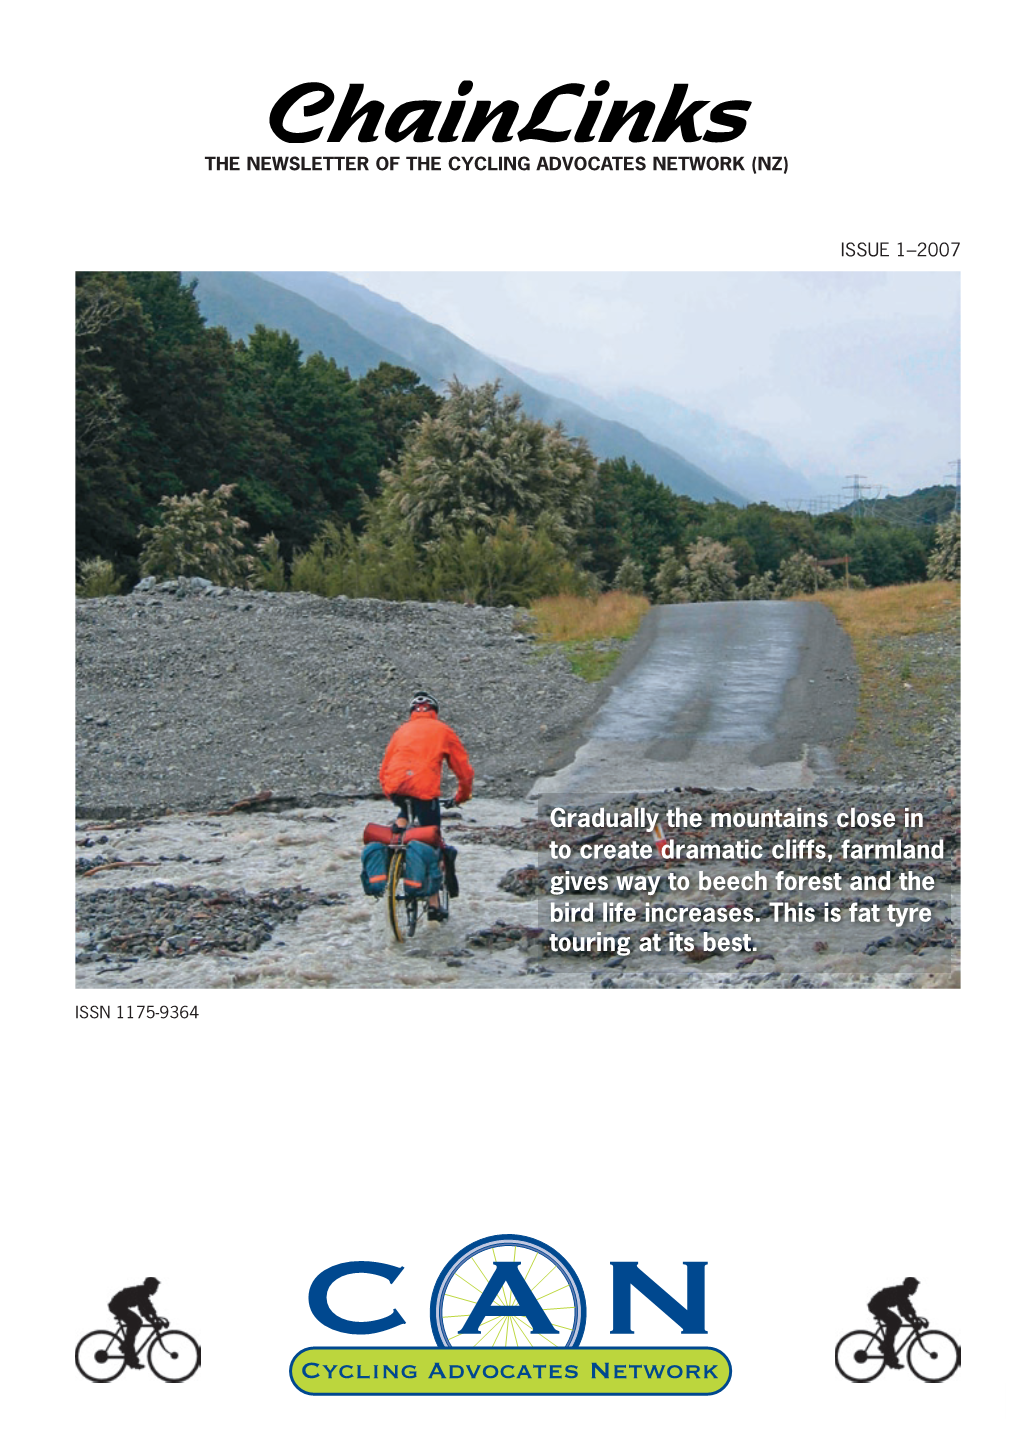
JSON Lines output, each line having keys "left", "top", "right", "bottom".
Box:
{"left": 110, "top": 1306, "right": 144, "bottom": 1360}
{"left": 393, "top": 796, "right": 457, "bottom": 900}
{"left": 869, "top": 1305, "right": 902, "bottom": 1355}
{"left": 394, "top": 796, "right": 441, "bottom": 830}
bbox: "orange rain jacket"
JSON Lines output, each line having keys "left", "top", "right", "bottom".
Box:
{"left": 379, "top": 710, "right": 475, "bottom": 804}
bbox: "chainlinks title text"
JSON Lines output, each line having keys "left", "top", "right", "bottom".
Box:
{"left": 268, "top": 80, "right": 752, "bottom": 145}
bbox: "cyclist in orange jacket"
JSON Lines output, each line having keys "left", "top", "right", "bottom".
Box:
{"left": 379, "top": 692, "right": 474, "bottom": 917}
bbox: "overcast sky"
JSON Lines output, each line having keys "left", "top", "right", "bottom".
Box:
{"left": 341, "top": 272, "right": 960, "bottom": 496}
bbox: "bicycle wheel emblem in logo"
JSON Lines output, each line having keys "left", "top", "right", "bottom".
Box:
{"left": 430, "top": 1234, "right": 586, "bottom": 1348}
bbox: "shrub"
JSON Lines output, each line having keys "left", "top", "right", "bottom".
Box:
{"left": 740, "top": 570, "right": 775, "bottom": 600}
{"left": 612, "top": 556, "right": 646, "bottom": 595}
{"left": 138, "top": 484, "right": 254, "bottom": 587}
{"left": 774, "top": 549, "right": 834, "bottom": 597}
{"left": 653, "top": 546, "right": 685, "bottom": 602}
{"left": 429, "top": 516, "right": 589, "bottom": 606}
{"left": 253, "top": 533, "right": 286, "bottom": 591}
{"left": 927, "top": 512, "right": 960, "bottom": 581}
{"left": 76, "top": 556, "right": 124, "bottom": 596}
{"left": 656, "top": 537, "right": 738, "bottom": 603}
{"left": 290, "top": 521, "right": 424, "bottom": 599}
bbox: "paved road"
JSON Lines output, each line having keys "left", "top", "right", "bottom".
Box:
{"left": 533, "top": 601, "right": 856, "bottom": 799}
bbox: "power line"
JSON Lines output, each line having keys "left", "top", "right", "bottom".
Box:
{"left": 843, "top": 474, "right": 885, "bottom": 517}
{"left": 945, "top": 458, "right": 961, "bottom": 511}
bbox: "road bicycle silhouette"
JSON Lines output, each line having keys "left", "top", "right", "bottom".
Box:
{"left": 75, "top": 1315, "right": 201, "bottom": 1382}
{"left": 835, "top": 1314, "right": 960, "bottom": 1382}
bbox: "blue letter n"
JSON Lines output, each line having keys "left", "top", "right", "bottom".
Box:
{"left": 610, "top": 1261, "right": 707, "bottom": 1334}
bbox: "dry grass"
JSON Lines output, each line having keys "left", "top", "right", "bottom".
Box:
{"left": 808, "top": 580, "right": 959, "bottom": 645}
{"left": 529, "top": 591, "right": 650, "bottom": 645}
{"left": 805, "top": 581, "right": 960, "bottom": 774}
{"left": 527, "top": 591, "right": 650, "bottom": 682}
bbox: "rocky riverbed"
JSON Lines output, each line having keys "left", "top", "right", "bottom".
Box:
{"left": 76, "top": 583, "right": 960, "bottom": 989}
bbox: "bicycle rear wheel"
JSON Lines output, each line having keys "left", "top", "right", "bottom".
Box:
{"left": 835, "top": 1329, "right": 885, "bottom": 1382}
{"left": 907, "top": 1330, "right": 960, "bottom": 1382}
{"left": 75, "top": 1330, "right": 125, "bottom": 1382}
{"left": 147, "top": 1329, "right": 201, "bottom": 1382}
{"left": 385, "top": 851, "right": 417, "bottom": 942}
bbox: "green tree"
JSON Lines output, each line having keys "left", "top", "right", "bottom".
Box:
{"left": 234, "top": 328, "right": 381, "bottom": 550}
{"left": 76, "top": 273, "right": 149, "bottom": 566}
{"left": 356, "top": 362, "right": 442, "bottom": 469}
{"left": 581, "top": 458, "right": 686, "bottom": 588}
{"left": 138, "top": 485, "right": 254, "bottom": 587}
{"left": 847, "top": 520, "right": 928, "bottom": 586}
{"left": 76, "top": 271, "right": 244, "bottom": 574}
{"left": 378, "top": 380, "right": 596, "bottom": 551}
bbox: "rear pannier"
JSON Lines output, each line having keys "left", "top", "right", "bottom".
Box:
{"left": 360, "top": 840, "right": 391, "bottom": 896}
{"left": 403, "top": 839, "right": 442, "bottom": 897}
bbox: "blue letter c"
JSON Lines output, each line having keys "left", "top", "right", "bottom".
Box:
{"left": 308, "top": 1260, "right": 405, "bottom": 1334}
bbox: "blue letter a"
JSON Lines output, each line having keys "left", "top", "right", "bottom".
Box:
{"left": 459, "top": 1261, "right": 557, "bottom": 1335}
{"left": 610, "top": 1261, "right": 707, "bottom": 1333}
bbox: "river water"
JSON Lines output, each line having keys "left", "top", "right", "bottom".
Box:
{"left": 76, "top": 799, "right": 550, "bottom": 989}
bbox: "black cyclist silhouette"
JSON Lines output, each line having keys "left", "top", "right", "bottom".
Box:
{"left": 109, "top": 1277, "right": 162, "bottom": 1368}
{"left": 835, "top": 1275, "right": 959, "bottom": 1382}
{"left": 76, "top": 1277, "right": 201, "bottom": 1382}
{"left": 868, "top": 1276, "right": 921, "bottom": 1368}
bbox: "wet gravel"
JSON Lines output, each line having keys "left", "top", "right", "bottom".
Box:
{"left": 76, "top": 581, "right": 596, "bottom": 816}
{"left": 76, "top": 883, "right": 346, "bottom": 976}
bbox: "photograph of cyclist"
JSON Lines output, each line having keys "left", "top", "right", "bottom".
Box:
{"left": 379, "top": 692, "right": 474, "bottom": 920}
{"left": 868, "top": 1276, "right": 922, "bottom": 1369}
{"left": 108, "top": 1276, "right": 161, "bottom": 1369}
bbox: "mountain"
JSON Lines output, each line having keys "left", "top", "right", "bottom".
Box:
{"left": 185, "top": 272, "right": 413, "bottom": 377}
{"left": 497, "top": 364, "right": 820, "bottom": 508}
{"left": 247, "top": 271, "right": 745, "bottom": 505}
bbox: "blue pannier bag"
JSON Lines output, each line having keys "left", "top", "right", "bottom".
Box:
{"left": 404, "top": 839, "right": 441, "bottom": 897}
{"left": 361, "top": 840, "right": 390, "bottom": 896}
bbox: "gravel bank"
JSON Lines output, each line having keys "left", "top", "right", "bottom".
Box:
{"left": 76, "top": 582, "right": 598, "bottom": 816}
{"left": 843, "top": 628, "right": 961, "bottom": 791}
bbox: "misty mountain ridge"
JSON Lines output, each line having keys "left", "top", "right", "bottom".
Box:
{"left": 271, "top": 273, "right": 820, "bottom": 506}
{"left": 189, "top": 269, "right": 835, "bottom": 507}
{"left": 248, "top": 271, "right": 742, "bottom": 505}
{"left": 497, "top": 361, "right": 821, "bottom": 507}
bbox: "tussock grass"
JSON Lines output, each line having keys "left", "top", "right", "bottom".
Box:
{"left": 806, "top": 581, "right": 960, "bottom": 774}
{"left": 529, "top": 591, "right": 650, "bottom": 645}
{"left": 527, "top": 591, "right": 650, "bottom": 683}
{"left": 808, "top": 580, "right": 959, "bottom": 644}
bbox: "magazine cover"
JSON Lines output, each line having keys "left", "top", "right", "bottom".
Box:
{"left": 9, "top": 2, "right": 1009, "bottom": 1439}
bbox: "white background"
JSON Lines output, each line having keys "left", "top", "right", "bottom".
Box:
{"left": 8, "top": 2, "right": 1012, "bottom": 1439}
